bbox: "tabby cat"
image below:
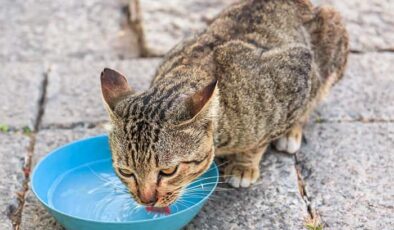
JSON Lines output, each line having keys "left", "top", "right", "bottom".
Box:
{"left": 100, "top": 0, "right": 348, "bottom": 207}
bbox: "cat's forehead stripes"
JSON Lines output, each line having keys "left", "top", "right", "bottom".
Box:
{"left": 117, "top": 121, "right": 157, "bottom": 168}
{"left": 112, "top": 72, "right": 208, "bottom": 171}
{"left": 118, "top": 81, "right": 201, "bottom": 131}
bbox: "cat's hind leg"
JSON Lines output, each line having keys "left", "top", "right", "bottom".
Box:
{"left": 224, "top": 145, "right": 267, "bottom": 188}
{"left": 273, "top": 123, "right": 303, "bottom": 154}
{"left": 305, "top": 6, "right": 349, "bottom": 87}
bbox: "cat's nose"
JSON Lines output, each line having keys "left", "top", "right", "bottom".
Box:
{"left": 139, "top": 189, "right": 157, "bottom": 205}
{"left": 140, "top": 195, "right": 157, "bottom": 206}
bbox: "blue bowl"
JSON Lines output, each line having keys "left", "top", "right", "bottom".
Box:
{"left": 31, "top": 135, "right": 218, "bottom": 230}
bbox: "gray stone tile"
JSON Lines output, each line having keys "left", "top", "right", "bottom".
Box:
{"left": 0, "top": 63, "right": 44, "bottom": 129}
{"left": 130, "top": 0, "right": 236, "bottom": 56}
{"left": 299, "top": 123, "right": 394, "bottom": 229}
{"left": 21, "top": 189, "right": 64, "bottom": 230}
{"left": 21, "top": 127, "right": 106, "bottom": 230}
{"left": 0, "top": 133, "right": 30, "bottom": 229}
{"left": 314, "top": 0, "right": 394, "bottom": 51}
{"left": 0, "top": 0, "right": 139, "bottom": 62}
{"left": 189, "top": 151, "right": 308, "bottom": 230}
{"left": 315, "top": 53, "right": 394, "bottom": 122}
{"left": 42, "top": 59, "right": 161, "bottom": 128}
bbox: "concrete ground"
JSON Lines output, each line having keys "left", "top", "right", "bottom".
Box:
{"left": 0, "top": 0, "right": 393, "bottom": 229}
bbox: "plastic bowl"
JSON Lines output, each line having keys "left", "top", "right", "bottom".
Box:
{"left": 31, "top": 135, "right": 218, "bottom": 230}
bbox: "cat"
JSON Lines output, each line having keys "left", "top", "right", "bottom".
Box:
{"left": 100, "top": 0, "right": 348, "bottom": 207}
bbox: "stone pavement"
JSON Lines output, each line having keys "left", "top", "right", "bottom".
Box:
{"left": 299, "top": 123, "right": 394, "bottom": 229}
{"left": 0, "top": 0, "right": 139, "bottom": 61}
{"left": 0, "top": 0, "right": 393, "bottom": 229}
{"left": 0, "top": 133, "right": 30, "bottom": 230}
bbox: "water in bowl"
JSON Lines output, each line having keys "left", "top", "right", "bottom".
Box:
{"left": 47, "top": 158, "right": 215, "bottom": 222}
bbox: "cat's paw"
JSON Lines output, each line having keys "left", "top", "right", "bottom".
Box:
{"left": 224, "top": 164, "right": 259, "bottom": 188}
{"left": 274, "top": 126, "right": 302, "bottom": 154}
{"left": 273, "top": 135, "right": 301, "bottom": 154}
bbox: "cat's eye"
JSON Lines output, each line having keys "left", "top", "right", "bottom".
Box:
{"left": 118, "top": 168, "right": 134, "bottom": 178}
{"left": 159, "top": 165, "right": 178, "bottom": 177}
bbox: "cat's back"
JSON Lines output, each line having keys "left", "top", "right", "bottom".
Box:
{"left": 152, "top": 0, "right": 314, "bottom": 82}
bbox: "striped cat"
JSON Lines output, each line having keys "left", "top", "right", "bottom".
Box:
{"left": 101, "top": 0, "right": 348, "bottom": 207}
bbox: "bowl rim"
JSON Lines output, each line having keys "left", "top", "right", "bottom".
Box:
{"left": 31, "top": 134, "right": 219, "bottom": 224}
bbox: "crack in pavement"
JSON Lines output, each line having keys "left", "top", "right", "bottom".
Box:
{"left": 350, "top": 48, "right": 394, "bottom": 54}
{"left": 314, "top": 117, "right": 394, "bottom": 124}
{"left": 128, "top": 0, "right": 150, "bottom": 57}
{"left": 9, "top": 67, "right": 50, "bottom": 230}
{"left": 34, "top": 67, "right": 49, "bottom": 132}
{"left": 293, "top": 153, "right": 323, "bottom": 228}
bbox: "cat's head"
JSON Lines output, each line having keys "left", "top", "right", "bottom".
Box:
{"left": 100, "top": 68, "right": 218, "bottom": 207}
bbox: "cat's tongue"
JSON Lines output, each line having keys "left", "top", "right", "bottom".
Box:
{"left": 145, "top": 206, "right": 171, "bottom": 215}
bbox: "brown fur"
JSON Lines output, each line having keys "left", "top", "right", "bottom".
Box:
{"left": 101, "top": 0, "right": 348, "bottom": 206}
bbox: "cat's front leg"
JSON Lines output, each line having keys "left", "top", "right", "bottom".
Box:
{"left": 224, "top": 145, "right": 267, "bottom": 188}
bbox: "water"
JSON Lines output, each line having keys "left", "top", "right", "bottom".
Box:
{"left": 47, "top": 158, "right": 215, "bottom": 222}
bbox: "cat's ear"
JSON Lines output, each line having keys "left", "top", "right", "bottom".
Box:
{"left": 100, "top": 68, "right": 133, "bottom": 111}
{"left": 178, "top": 80, "right": 218, "bottom": 125}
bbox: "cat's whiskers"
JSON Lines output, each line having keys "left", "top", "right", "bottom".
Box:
{"left": 213, "top": 159, "right": 231, "bottom": 168}
{"left": 183, "top": 181, "right": 228, "bottom": 192}
{"left": 173, "top": 200, "right": 189, "bottom": 209}
{"left": 187, "top": 179, "right": 228, "bottom": 188}
{"left": 176, "top": 198, "right": 196, "bottom": 206}
{"left": 182, "top": 189, "right": 224, "bottom": 197}
{"left": 128, "top": 204, "right": 143, "bottom": 215}
{"left": 183, "top": 187, "right": 233, "bottom": 195}
{"left": 187, "top": 174, "right": 230, "bottom": 185}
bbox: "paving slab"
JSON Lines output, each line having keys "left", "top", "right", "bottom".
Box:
{"left": 299, "top": 122, "right": 394, "bottom": 229}
{"left": 0, "top": 63, "right": 45, "bottom": 130}
{"left": 0, "top": 133, "right": 30, "bottom": 229}
{"left": 42, "top": 59, "right": 161, "bottom": 128}
{"left": 314, "top": 0, "right": 394, "bottom": 51}
{"left": 188, "top": 151, "right": 308, "bottom": 230}
{"left": 314, "top": 53, "right": 394, "bottom": 122}
{"left": 0, "top": 0, "right": 139, "bottom": 62}
{"left": 130, "top": 0, "right": 236, "bottom": 56}
{"left": 20, "top": 127, "right": 106, "bottom": 230}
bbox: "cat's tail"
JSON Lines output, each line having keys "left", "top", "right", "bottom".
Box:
{"left": 304, "top": 5, "right": 349, "bottom": 100}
